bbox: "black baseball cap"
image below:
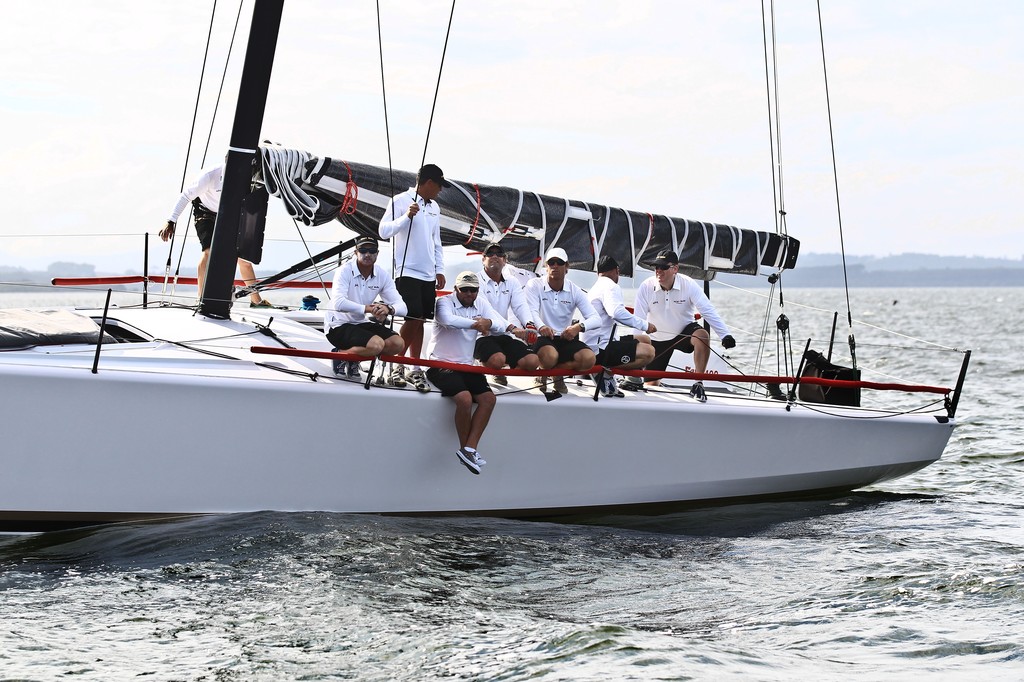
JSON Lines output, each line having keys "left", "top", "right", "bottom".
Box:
{"left": 653, "top": 250, "right": 679, "bottom": 267}
{"left": 417, "top": 163, "right": 451, "bottom": 188}
{"left": 355, "top": 235, "right": 378, "bottom": 249}
{"left": 597, "top": 255, "right": 618, "bottom": 272}
{"left": 483, "top": 241, "right": 506, "bottom": 256}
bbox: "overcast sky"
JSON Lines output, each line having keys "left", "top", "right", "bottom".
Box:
{"left": 1, "top": 1, "right": 1021, "bottom": 273}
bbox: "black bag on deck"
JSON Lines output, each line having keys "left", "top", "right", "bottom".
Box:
{"left": 798, "top": 350, "right": 861, "bottom": 407}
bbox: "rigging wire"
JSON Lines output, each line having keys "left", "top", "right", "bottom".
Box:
{"left": 170, "top": 0, "right": 246, "bottom": 302}
{"left": 816, "top": 0, "right": 857, "bottom": 367}
{"left": 161, "top": 0, "right": 221, "bottom": 297}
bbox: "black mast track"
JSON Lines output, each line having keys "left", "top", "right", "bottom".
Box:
{"left": 200, "top": 0, "right": 284, "bottom": 319}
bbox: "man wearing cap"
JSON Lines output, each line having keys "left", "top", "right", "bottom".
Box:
{"left": 427, "top": 271, "right": 510, "bottom": 475}
{"left": 378, "top": 163, "right": 449, "bottom": 392}
{"left": 476, "top": 241, "right": 540, "bottom": 386}
{"left": 523, "top": 247, "right": 602, "bottom": 394}
{"left": 324, "top": 236, "right": 408, "bottom": 380}
{"left": 630, "top": 249, "right": 736, "bottom": 401}
{"left": 582, "top": 255, "right": 657, "bottom": 397}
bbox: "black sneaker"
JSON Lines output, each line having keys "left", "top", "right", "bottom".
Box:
{"left": 346, "top": 361, "right": 362, "bottom": 380}
{"left": 456, "top": 448, "right": 481, "bottom": 475}
{"left": 689, "top": 380, "right": 707, "bottom": 403}
{"left": 619, "top": 376, "right": 643, "bottom": 391}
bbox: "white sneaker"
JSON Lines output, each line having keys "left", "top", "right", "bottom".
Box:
{"left": 387, "top": 365, "right": 407, "bottom": 387}
{"left": 408, "top": 369, "right": 430, "bottom": 393}
{"left": 464, "top": 447, "right": 486, "bottom": 466}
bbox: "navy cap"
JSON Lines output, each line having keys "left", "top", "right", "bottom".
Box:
{"left": 653, "top": 250, "right": 679, "bottom": 267}
{"left": 597, "top": 255, "right": 618, "bottom": 272}
{"left": 417, "top": 163, "right": 451, "bottom": 188}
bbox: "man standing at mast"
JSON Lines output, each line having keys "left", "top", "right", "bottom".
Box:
{"left": 378, "top": 164, "right": 449, "bottom": 392}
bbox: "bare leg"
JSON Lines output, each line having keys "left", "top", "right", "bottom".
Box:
{"left": 465, "top": 391, "right": 496, "bottom": 450}
{"left": 197, "top": 249, "right": 210, "bottom": 298}
{"left": 452, "top": 391, "right": 474, "bottom": 448}
{"left": 400, "top": 319, "right": 425, "bottom": 363}
{"left": 692, "top": 328, "right": 711, "bottom": 373}
{"left": 237, "top": 259, "right": 263, "bottom": 304}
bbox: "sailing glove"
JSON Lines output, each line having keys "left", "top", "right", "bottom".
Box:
{"left": 722, "top": 335, "right": 736, "bottom": 349}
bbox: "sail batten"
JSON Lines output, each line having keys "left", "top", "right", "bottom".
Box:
{"left": 260, "top": 146, "right": 799, "bottom": 279}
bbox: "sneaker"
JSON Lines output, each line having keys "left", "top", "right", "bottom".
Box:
{"left": 601, "top": 373, "right": 624, "bottom": 398}
{"left": 492, "top": 374, "right": 508, "bottom": 387}
{"left": 331, "top": 349, "right": 346, "bottom": 377}
{"left": 346, "top": 360, "right": 362, "bottom": 380}
{"left": 456, "top": 448, "right": 481, "bottom": 475}
{"left": 249, "top": 299, "right": 277, "bottom": 308}
{"left": 619, "top": 376, "right": 643, "bottom": 391}
{"left": 388, "top": 365, "right": 407, "bottom": 387}
{"left": 408, "top": 369, "right": 430, "bottom": 393}
{"left": 552, "top": 376, "right": 568, "bottom": 394}
{"left": 534, "top": 376, "right": 548, "bottom": 391}
{"left": 689, "top": 380, "right": 707, "bottom": 403}
{"left": 464, "top": 447, "right": 486, "bottom": 467}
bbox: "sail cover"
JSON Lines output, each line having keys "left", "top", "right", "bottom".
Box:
{"left": 259, "top": 146, "right": 799, "bottom": 279}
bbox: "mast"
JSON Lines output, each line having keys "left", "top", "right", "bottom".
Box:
{"left": 200, "top": 0, "right": 284, "bottom": 319}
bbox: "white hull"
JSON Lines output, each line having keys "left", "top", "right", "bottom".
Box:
{"left": 0, "top": 306, "right": 955, "bottom": 530}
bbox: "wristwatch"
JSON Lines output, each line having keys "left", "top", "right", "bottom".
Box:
{"left": 577, "top": 321, "right": 586, "bottom": 332}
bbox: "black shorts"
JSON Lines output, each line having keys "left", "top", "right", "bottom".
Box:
{"left": 648, "top": 321, "right": 703, "bottom": 372}
{"left": 426, "top": 367, "right": 492, "bottom": 397}
{"left": 531, "top": 336, "right": 591, "bottom": 364}
{"left": 325, "top": 321, "right": 398, "bottom": 350}
{"left": 395, "top": 276, "right": 436, "bottom": 320}
{"left": 596, "top": 337, "right": 639, "bottom": 368}
{"left": 193, "top": 199, "right": 216, "bottom": 250}
{"left": 474, "top": 334, "right": 532, "bottom": 367}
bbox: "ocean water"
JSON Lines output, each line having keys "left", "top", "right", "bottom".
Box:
{"left": 1, "top": 287, "right": 1022, "bottom": 680}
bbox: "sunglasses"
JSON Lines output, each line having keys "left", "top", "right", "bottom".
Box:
{"left": 654, "top": 264, "right": 675, "bottom": 271}
{"left": 357, "top": 247, "right": 379, "bottom": 254}
{"left": 546, "top": 259, "right": 566, "bottom": 266}
{"left": 458, "top": 287, "right": 479, "bottom": 294}
{"left": 485, "top": 251, "right": 505, "bottom": 258}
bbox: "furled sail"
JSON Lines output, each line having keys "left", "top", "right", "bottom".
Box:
{"left": 259, "top": 145, "right": 799, "bottom": 279}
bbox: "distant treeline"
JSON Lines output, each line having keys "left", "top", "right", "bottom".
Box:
{"left": 771, "top": 265, "right": 1024, "bottom": 288}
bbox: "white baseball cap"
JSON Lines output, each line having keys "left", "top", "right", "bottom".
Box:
{"left": 545, "top": 247, "right": 569, "bottom": 263}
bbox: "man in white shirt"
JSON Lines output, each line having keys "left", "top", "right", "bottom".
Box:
{"left": 523, "top": 247, "right": 602, "bottom": 394}
{"left": 476, "top": 241, "right": 539, "bottom": 386}
{"left": 158, "top": 165, "right": 277, "bottom": 308}
{"left": 426, "top": 271, "right": 508, "bottom": 475}
{"left": 630, "top": 249, "right": 736, "bottom": 401}
{"left": 378, "top": 163, "right": 448, "bottom": 392}
{"left": 582, "top": 255, "right": 657, "bottom": 397}
{"left": 324, "top": 236, "right": 407, "bottom": 380}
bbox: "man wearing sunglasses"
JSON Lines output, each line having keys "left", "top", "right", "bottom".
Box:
{"left": 427, "top": 271, "right": 510, "bottom": 475}
{"left": 324, "top": 236, "right": 408, "bottom": 380}
{"left": 629, "top": 249, "right": 736, "bottom": 401}
{"left": 476, "top": 241, "right": 540, "bottom": 386}
{"left": 523, "top": 247, "right": 602, "bottom": 394}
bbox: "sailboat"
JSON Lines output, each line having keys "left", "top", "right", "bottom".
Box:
{"left": 0, "top": 2, "right": 968, "bottom": 532}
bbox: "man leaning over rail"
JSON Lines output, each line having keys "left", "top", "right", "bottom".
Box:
{"left": 426, "top": 271, "right": 511, "bottom": 475}
{"left": 582, "top": 255, "right": 657, "bottom": 397}
{"left": 629, "top": 249, "right": 736, "bottom": 402}
{"left": 524, "top": 247, "right": 602, "bottom": 394}
{"left": 324, "top": 236, "right": 407, "bottom": 380}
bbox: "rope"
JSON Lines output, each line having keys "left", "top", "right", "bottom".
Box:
{"left": 463, "top": 183, "right": 482, "bottom": 246}
{"left": 338, "top": 160, "right": 359, "bottom": 216}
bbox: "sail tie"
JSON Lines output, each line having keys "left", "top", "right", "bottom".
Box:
{"left": 338, "top": 160, "right": 359, "bottom": 216}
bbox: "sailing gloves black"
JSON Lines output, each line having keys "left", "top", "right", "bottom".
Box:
{"left": 722, "top": 335, "right": 736, "bottom": 349}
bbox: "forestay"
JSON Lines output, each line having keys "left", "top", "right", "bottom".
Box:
{"left": 259, "top": 146, "right": 799, "bottom": 280}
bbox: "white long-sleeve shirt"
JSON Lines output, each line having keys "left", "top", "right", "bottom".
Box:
{"left": 429, "top": 293, "right": 507, "bottom": 364}
{"left": 477, "top": 268, "right": 534, "bottom": 335}
{"left": 378, "top": 187, "right": 445, "bottom": 282}
{"left": 169, "top": 166, "right": 223, "bottom": 221}
{"left": 523, "top": 277, "right": 601, "bottom": 334}
{"left": 324, "top": 259, "right": 408, "bottom": 331}
{"left": 633, "top": 274, "right": 731, "bottom": 342}
{"left": 581, "top": 275, "right": 649, "bottom": 351}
